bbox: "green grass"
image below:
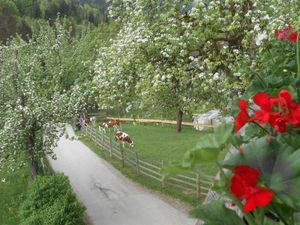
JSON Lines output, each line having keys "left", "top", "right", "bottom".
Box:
{"left": 0, "top": 154, "right": 30, "bottom": 225}
{"left": 93, "top": 122, "right": 224, "bottom": 175}
{"left": 121, "top": 123, "right": 206, "bottom": 161}
{"left": 76, "top": 131, "right": 202, "bottom": 206}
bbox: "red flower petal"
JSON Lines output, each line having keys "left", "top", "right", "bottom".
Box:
{"left": 233, "top": 165, "right": 259, "bottom": 186}
{"left": 230, "top": 175, "right": 247, "bottom": 199}
{"left": 243, "top": 187, "right": 273, "bottom": 213}
{"left": 253, "top": 92, "right": 271, "bottom": 112}
{"left": 283, "top": 25, "right": 293, "bottom": 31}
{"left": 289, "top": 32, "right": 298, "bottom": 43}
{"left": 288, "top": 106, "right": 300, "bottom": 125}
{"left": 269, "top": 113, "right": 287, "bottom": 132}
{"left": 234, "top": 111, "right": 249, "bottom": 133}
{"left": 230, "top": 166, "right": 260, "bottom": 200}
{"left": 279, "top": 89, "right": 292, "bottom": 107}
{"left": 250, "top": 110, "right": 270, "bottom": 124}
{"left": 238, "top": 99, "right": 247, "bottom": 111}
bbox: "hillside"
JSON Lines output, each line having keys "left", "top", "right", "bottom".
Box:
{"left": 0, "top": 0, "right": 109, "bottom": 42}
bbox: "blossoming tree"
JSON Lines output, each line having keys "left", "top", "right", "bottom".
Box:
{"left": 93, "top": 0, "right": 300, "bottom": 132}
{"left": 0, "top": 20, "right": 85, "bottom": 177}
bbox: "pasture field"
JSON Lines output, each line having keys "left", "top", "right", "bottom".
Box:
{"left": 0, "top": 154, "right": 29, "bottom": 225}
{"left": 94, "top": 122, "right": 226, "bottom": 175}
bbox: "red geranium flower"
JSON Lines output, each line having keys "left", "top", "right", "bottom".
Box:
{"left": 243, "top": 187, "right": 273, "bottom": 213}
{"left": 269, "top": 113, "right": 287, "bottom": 132}
{"left": 230, "top": 165, "right": 273, "bottom": 213}
{"left": 275, "top": 25, "right": 298, "bottom": 43}
{"left": 230, "top": 165, "right": 259, "bottom": 198}
{"left": 277, "top": 90, "right": 300, "bottom": 125}
{"left": 287, "top": 105, "right": 300, "bottom": 125}
{"left": 289, "top": 32, "right": 298, "bottom": 43}
{"left": 250, "top": 92, "right": 274, "bottom": 124}
{"left": 234, "top": 99, "right": 249, "bottom": 133}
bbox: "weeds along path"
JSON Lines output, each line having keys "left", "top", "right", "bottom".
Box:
{"left": 49, "top": 124, "right": 196, "bottom": 225}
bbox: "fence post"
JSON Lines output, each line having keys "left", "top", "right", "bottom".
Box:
{"left": 196, "top": 173, "right": 201, "bottom": 198}
{"left": 120, "top": 144, "right": 125, "bottom": 167}
{"left": 135, "top": 152, "right": 140, "bottom": 175}
{"left": 109, "top": 137, "right": 113, "bottom": 159}
{"left": 101, "top": 130, "right": 104, "bottom": 143}
{"left": 161, "top": 160, "right": 165, "bottom": 188}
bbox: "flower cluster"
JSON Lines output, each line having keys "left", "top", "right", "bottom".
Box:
{"left": 235, "top": 90, "right": 300, "bottom": 133}
{"left": 274, "top": 25, "right": 298, "bottom": 43}
{"left": 230, "top": 165, "right": 273, "bottom": 213}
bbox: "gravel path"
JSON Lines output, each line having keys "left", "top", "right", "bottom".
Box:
{"left": 49, "top": 124, "right": 196, "bottom": 225}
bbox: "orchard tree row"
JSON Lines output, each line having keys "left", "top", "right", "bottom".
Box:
{"left": 92, "top": 0, "right": 300, "bottom": 132}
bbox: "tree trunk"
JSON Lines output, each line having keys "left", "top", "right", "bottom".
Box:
{"left": 176, "top": 110, "right": 183, "bottom": 133}
{"left": 28, "top": 156, "right": 38, "bottom": 177}
{"left": 27, "top": 127, "right": 39, "bottom": 178}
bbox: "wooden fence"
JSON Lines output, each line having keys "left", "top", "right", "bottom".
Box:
{"left": 82, "top": 124, "right": 214, "bottom": 198}
{"left": 106, "top": 117, "right": 216, "bottom": 128}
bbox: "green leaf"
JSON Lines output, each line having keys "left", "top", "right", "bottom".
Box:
{"left": 215, "top": 123, "right": 234, "bottom": 146}
{"left": 196, "top": 124, "right": 233, "bottom": 150}
{"left": 294, "top": 212, "right": 300, "bottom": 225}
{"left": 277, "top": 134, "right": 300, "bottom": 150}
{"left": 243, "top": 123, "right": 259, "bottom": 141}
{"left": 193, "top": 148, "right": 220, "bottom": 163}
{"left": 190, "top": 200, "right": 244, "bottom": 225}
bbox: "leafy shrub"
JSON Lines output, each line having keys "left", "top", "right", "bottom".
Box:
{"left": 20, "top": 174, "right": 85, "bottom": 225}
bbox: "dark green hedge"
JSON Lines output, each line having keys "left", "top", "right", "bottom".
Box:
{"left": 20, "top": 174, "right": 85, "bottom": 225}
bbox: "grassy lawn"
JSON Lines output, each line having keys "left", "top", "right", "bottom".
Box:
{"left": 120, "top": 123, "right": 206, "bottom": 161}
{"left": 0, "top": 154, "right": 29, "bottom": 225}
{"left": 92, "top": 122, "right": 226, "bottom": 175}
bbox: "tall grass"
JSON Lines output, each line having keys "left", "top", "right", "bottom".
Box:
{"left": 0, "top": 154, "right": 29, "bottom": 225}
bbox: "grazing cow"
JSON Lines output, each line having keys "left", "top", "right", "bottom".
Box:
{"left": 99, "top": 119, "right": 121, "bottom": 133}
{"left": 99, "top": 122, "right": 109, "bottom": 133}
{"left": 108, "top": 119, "right": 120, "bottom": 130}
{"left": 115, "top": 130, "right": 133, "bottom": 147}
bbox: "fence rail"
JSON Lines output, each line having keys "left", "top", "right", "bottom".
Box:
{"left": 106, "top": 117, "right": 216, "bottom": 128}
{"left": 82, "top": 123, "right": 214, "bottom": 198}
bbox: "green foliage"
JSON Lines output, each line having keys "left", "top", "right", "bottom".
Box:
{"left": 20, "top": 174, "right": 85, "bottom": 225}
{"left": 165, "top": 123, "right": 233, "bottom": 177}
{"left": 94, "top": 0, "right": 300, "bottom": 120}
{"left": 0, "top": 0, "right": 109, "bottom": 43}
{"left": 190, "top": 200, "right": 244, "bottom": 225}
{"left": 0, "top": 154, "right": 29, "bottom": 225}
{"left": 0, "top": 19, "right": 86, "bottom": 175}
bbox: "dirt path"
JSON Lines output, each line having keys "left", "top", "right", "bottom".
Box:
{"left": 49, "top": 124, "right": 196, "bottom": 225}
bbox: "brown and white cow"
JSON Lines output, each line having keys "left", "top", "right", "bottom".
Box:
{"left": 107, "top": 119, "right": 120, "bottom": 128}
{"left": 98, "top": 122, "right": 109, "bottom": 133}
{"left": 99, "top": 119, "right": 121, "bottom": 133}
{"left": 115, "top": 130, "right": 134, "bottom": 147}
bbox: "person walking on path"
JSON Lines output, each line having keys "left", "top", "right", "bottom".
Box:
{"left": 75, "top": 114, "right": 82, "bottom": 131}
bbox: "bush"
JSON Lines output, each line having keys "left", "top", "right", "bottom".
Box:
{"left": 20, "top": 174, "right": 85, "bottom": 225}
